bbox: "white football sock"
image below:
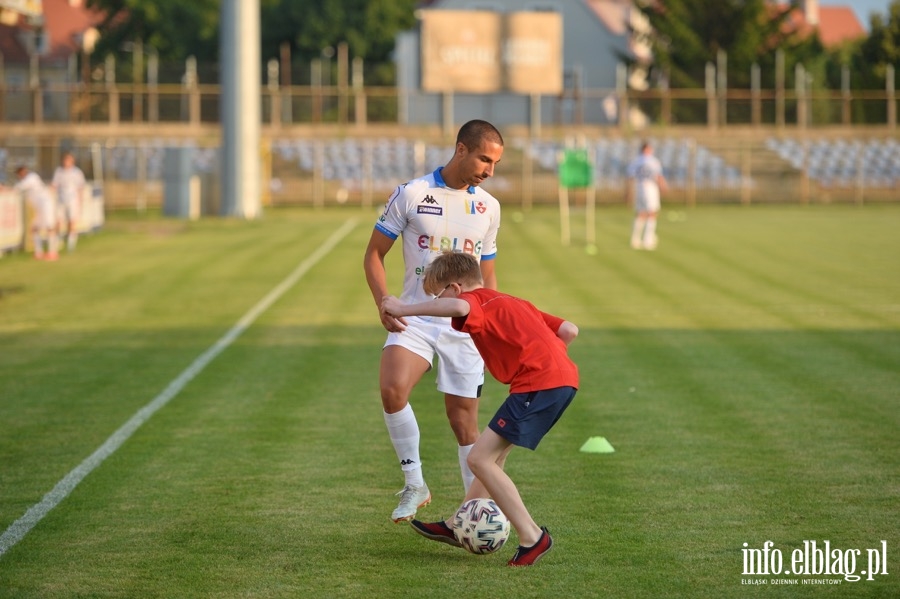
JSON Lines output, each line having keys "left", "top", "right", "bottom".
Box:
{"left": 384, "top": 404, "right": 424, "bottom": 487}
{"left": 47, "top": 232, "right": 60, "bottom": 255}
{"left": 643, "top": 217, "right": 657, "bottom": 241}
{"left": 32, "top": 232, "right": 44, "bottom": 256}
{"left": 631, "top": 216, "right": 647, "bottom": 244}
{"left": 458, "top": 444, "right": 475, "bottom": 493}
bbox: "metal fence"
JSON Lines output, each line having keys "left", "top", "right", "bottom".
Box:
{"left": 2, "top": 130, "right": 895, "bottom": 213}
{"left": 2, "top": 81, "right": 898, "bottom": 131}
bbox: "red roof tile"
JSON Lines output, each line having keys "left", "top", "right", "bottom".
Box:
{"left": 778, "top": 2, "right": 866, "bottom": 47}
{"left": 0, "top": 0, "right": 104, "bottom": 65}
{"left": 817, "top": 6, "right": 866, "bottom": 46}
{"left": 41, "top": 0, "right": 105, "bottom": 60}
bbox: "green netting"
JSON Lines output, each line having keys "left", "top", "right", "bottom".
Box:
{"left": 558, "top": 148, "right": 593, "bottom": 188}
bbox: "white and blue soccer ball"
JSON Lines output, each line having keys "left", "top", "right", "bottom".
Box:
{"left": 452, "top": 498, "right": 511, "bottom": 554}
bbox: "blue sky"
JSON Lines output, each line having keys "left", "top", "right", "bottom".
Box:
{"left": 819, "top": 0, "right": 894, "bottom": 28}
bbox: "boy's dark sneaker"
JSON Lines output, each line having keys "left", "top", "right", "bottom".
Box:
{"left": 508, "top": 526, "right": 553, "bottom": 567}
{"left": 409, "top": 519, "right": 462, "bottom": 548}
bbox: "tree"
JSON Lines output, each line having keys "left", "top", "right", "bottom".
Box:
{"left": 822, "top": 0, "right": 900, "bottom": 123}
{"left": 637, "top": 0, "right": 821, "bottom": 88}
{"left": 857, "top": 0, "right": 900, "bottom": 87}
{"left": 86, "top": 0, "right": 220, "bottom": 64}
{"left": 631, "top": 0, "right": 822, "bottom": 123}
{"left": 84, "top": 0, "right": 418, "bottom": 85}
{"left": 259, "top": 0, "right": 418, "bottom": 84}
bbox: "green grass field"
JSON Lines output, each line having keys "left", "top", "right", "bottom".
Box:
{"left": 1, "top": 205, "right": 898, "bottom": 598}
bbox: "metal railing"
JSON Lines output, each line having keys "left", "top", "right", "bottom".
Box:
{"left": 0, "top": 80, "right": 897, "bottom": 131}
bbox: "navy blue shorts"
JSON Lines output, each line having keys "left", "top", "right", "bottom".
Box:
{"left": 488, "top": 386, "right": 577, "bottom": 450}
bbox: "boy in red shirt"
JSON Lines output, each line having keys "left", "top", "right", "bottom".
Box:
{"left": 381, "top": 251, "right": 579, "bottom": 567}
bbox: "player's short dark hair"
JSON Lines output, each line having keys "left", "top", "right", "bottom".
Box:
{"left": 456, "top": 119, "right": 504, "bottom": 151}
{"left": 423, "top": 251, "right": 483, "bottom": 295}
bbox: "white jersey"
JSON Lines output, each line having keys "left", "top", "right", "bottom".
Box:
{"left": 15, "top": 171, "right": 56, "bottom": 227}
{"left": 52, "top": 165, "right": 86, "bottom": 205}
{"left": 375, "top": 167, "right": 501, "bottom": 305}
{"left": 626, "top": 154, "right": 664, "bottom": 211}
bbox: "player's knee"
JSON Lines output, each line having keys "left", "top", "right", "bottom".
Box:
{"left": 379, "top": 383, "right": 411, "bottom": 413}
{"left": 449, "top": 420, "right": 479, "bottom": 445}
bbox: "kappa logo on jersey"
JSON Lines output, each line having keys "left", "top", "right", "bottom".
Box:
{"left": 465, "top": 200, "right": 487, "bottom": 215}
{"left": 417, "top": 194, "right": 443, "bottom": 215}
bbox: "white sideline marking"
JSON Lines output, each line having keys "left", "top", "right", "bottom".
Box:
{"left": 0, "top": 218, "right": 358, "bottom": 558}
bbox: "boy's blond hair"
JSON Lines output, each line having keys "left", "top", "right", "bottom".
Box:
{"left": 423, "top": 251, "right": 483, "bottom": 295}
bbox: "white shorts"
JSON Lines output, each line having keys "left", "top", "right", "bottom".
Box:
{"left": 59, "top": 199, "right": 81, "bottom": 224}
{"left": 384, "top": 315, "right": 485, "bottom": 398}
{"left": 634, "top": 184, "right": 661, "bottom": 214}
{"left": 31, "top": 201, "right": 57, "bottom": 230}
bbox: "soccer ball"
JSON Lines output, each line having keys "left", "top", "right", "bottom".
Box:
{"left": 452, "top": 498, "right": 510, "bottom": 554}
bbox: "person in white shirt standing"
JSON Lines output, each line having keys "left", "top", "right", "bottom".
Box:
{"left": 626, "top": 141, "right": 668, "bottom": 250}
{"left": 363, "top": 120, "right": 504, "bottom": 523}
{"left": 51, "top": 152, "right": 87, "bottom": 252}
{"left": 6, "top": 166, "right": 60, "bottom": 260}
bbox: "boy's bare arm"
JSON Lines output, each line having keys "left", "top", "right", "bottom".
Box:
{"left": 382, "top": 296, "right": 470, "bottom": 321}
{"left": 557, "top": 321, "right": 578, "bottom": 345}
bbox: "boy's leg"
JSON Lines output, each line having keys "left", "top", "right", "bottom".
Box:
{"left": 466, "top": 428, "right": 543, "bottom": 547}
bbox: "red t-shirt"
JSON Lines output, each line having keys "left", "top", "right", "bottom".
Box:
{"left": 451, "top": 288, "right": 579, "bottom": 393}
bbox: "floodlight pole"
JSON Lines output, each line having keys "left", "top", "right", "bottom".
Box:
{"left": 220, "top": 0, "right": 261, "bottom": 218}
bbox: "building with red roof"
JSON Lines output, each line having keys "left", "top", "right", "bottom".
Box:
{"left": 780, "top": 0, "right": 866, "bottom": 47}
{"left": 0, "top": 0, "right": 104, "bottom": 120}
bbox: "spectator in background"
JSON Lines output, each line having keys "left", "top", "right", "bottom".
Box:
{"left": 51, "top": 152, "right": 87, "bottom": 252}
{"left": 626, "top": 141, "right": 667, "bottom": 250}
{"left": 2, "top": 166, "right": 60, "bottom": 261}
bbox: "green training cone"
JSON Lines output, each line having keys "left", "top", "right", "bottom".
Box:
{"left": 580, "top": 436, "right": 615, "bottom": 453}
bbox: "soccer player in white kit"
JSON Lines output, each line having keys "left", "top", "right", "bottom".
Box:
{"left": 51, "top": 152, "right": 87, "bottom": 252}
{"left": 10, "top": 166, "right": 60, "bottom": 260}
{"left": 626, "top": 141, "right": 667, "bottom": 250}
{"left": 363, "top": 120, "right": 504, "bottom": 522}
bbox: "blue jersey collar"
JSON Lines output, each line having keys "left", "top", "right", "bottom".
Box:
{"left": 434, "top": 167, "right": 476, "bottom": 194}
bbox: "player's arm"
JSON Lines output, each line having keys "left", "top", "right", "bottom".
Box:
{"left": 480, "top": 258, "right": 497, "bottom": 291}
{"left": 382, "top": 296, "right": 470, "bottom": 324}
{"left": 363, "top": 229, "right": 406, "bottom": 333}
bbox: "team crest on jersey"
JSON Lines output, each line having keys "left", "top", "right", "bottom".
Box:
{"left": 466, "top": 200, "right": 487, "bottom": 215}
